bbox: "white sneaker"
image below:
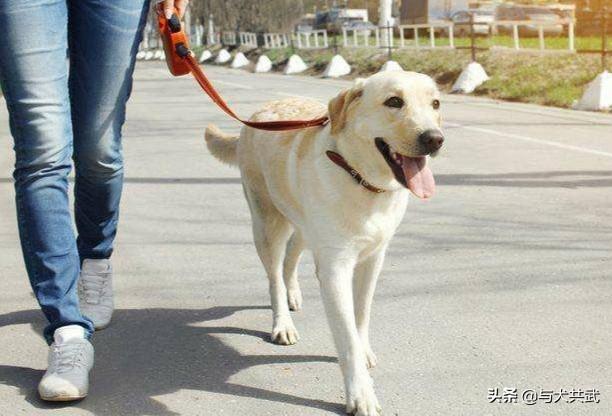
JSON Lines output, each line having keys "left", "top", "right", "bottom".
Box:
{"left": 38, "top": 325, "right": 94, "bottom": 402}
{"left": 78, "top": 259, "right": 114, "bottom": 330}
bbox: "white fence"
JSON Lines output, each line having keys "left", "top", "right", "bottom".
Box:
{"left": 342, "top": 28, "right": 380, "bottom": 48}
{"left": 263, "top": 33, "right": 290, "bottom": 49}
{"left": 295, "top": 30, "right": 328, "bottom": 49}
{"left": 490, "top": 20, "right": 575, "bottom": 51}
{"left": 398, "top": 22, "right": 454, "bottom": 49}
{"left": 239, "top": 32, "right": 258, "bottom": 48}
{"left": 251, "top": 19, "right": 575, "bottom": 53}
{"left": 222, "top": 31, "right": 237, "bottom": 46}
{"left": 207, "top": 32, "right": 220, "bottom": 45}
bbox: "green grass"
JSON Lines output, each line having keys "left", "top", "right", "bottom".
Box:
{"left": 474, "top": 51, "right": 607, "bottom": 108}
{"left": 192, "top": 37, "right": 611, "bottom": 110}
{"left": 243, "top": 46, "right": 611, "bottom": 109}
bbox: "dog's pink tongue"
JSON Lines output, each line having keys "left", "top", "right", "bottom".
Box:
{"left": 401, "top": 157, "right": 435, "bottom": 199}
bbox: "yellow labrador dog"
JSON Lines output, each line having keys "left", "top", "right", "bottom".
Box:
{"left": 205, "top": 71, "right": 444, "bottom": 416}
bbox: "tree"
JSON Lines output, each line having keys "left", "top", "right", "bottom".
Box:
{"left": 190, "top": 0, "right": 305, "bottom": 32}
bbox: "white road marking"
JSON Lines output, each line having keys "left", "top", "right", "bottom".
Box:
{"left": 447, "top": 122, "right": 612, "bottom": 159}
{"left": 442, "top": 98, "right": 612, "bottom": 125}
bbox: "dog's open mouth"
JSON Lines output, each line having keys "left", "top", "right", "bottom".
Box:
{"left": 375, "top": 138, "right": 435, "bottom": 199}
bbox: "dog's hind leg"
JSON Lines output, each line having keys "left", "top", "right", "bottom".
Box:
{"left": 283, "top": 232, "right": 304, "bottom": 311}
{"left": 353, "top": 246, "right": 387, "bottom": 369}
{"left": 244, "top": 186, "right": 299, "bottom": 345}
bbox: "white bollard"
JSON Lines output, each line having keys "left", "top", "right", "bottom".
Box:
{"left": 230, "top": 52, "right": 250, "bottom": 69}
{"left": 136, "top": 50, "right": 146, "bottom": 60}
{"left": 199, "top": 50, "right": 213, "bottom": 63}
{"left": 153, "top": 49, "right": 163, "bottom": 60}
{"left": 323, "top": 54, "right": 351, "bottom": 78}
{"left": 284, "top": 54, "right": 308, "bottom": 75}
{"left": 254, "top": 55, "right": 273, "bottom": 73}
{"left": 451, "top": 61, "right": 489, "bottom": 94}
{"left": 144, "top": 50, "right": 154, "bottom": 61}
{"left": 380, "top": 60, "right": 403, "bottom": 72}
{"left": 214, "top": 49, "right": 232, "bottom": 64}
{"left": 573, "top": 71, "right": 612, "bottom": 111}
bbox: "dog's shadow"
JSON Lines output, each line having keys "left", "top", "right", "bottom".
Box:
{"left": 0, "top": 307, "right": 342, "bottom": 415}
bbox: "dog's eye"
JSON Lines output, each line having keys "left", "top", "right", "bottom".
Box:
{"left": 384, "top": 97, "right": 404, "bottom": 108}
{"left": 432, "top": 99, "right": 440, "bottom": 110}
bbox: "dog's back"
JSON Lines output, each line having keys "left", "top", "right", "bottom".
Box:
{"left": 205, "top": 97, "right": 326, "bottom": 166}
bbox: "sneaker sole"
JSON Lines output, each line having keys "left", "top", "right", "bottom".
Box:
{"left": 40, "top": 393, "right": 87, "bottom": 402}
{"left": 93, "top": 318, "right": 111, "bottom": 331}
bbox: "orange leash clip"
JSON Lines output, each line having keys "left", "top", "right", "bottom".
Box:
{"left": 155, "top": 4, "right": 329, "bottom": 132}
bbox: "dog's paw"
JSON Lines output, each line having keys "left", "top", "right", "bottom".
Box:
{"left": 364, "top": 346, "right": 378, "bottom": 369}
{"left": 271, "top": 318, "right": 300, "bottom": 345}
{"left": 287, "top": 287, "right": 303, "bottom": 311}
{"left": 346, "top": 377, "right": 381, "bottom": 416}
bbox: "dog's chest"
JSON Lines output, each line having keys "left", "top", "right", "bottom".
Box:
{"left": 342, "top": 193, "right": 408, "bottom": 249}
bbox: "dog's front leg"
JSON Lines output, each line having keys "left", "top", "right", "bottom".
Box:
{"left": 316, "top": 250, "right": 381, "bottom": 416}
{"left": 354, "top": 246, "right": 387, "bottom": 369}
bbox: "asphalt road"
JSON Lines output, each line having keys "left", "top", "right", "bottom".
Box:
{"left": 1, "top": 62, "right": 611, "bottom": 416}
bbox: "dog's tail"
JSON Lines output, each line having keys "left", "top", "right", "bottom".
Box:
{"left": 205, "top": 124, "right": 239, "bottom": 167}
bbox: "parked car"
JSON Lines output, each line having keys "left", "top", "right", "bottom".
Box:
{"left": 295, "top": 23, "right": 314, "bottom": 32}
{"left": 342, "top": 20, "right": 377, "bottom": 31}
{"left": 446, "top": 9, "right": 494, "bottom": 37}
{"left": 495, "top": 5, "right": 564, "bottom": 37}
{"left": 342, "top": 20, "right": 377, "bottom": 38}
{"left": 316, "top": 9, "right": 384, "bottom": 34}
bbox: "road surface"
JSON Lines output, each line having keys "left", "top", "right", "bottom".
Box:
{"left": 1, "top": 62, "right": 611, "bottom": 416}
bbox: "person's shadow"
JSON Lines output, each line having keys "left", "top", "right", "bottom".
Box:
{"left": 0, "top": 307, "right": 342, "bottom": 415}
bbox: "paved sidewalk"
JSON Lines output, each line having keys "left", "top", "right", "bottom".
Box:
{"left": 1, "top": 62, "right": 611, "bottom": 416}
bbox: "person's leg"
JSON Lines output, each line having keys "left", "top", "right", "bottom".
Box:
{"left": 68, "top": 0, "right": 150, "bottom": 329}
{"left": 0, "top": 0, "right": 94, "bottom": 345}
{"left": 69, "top": 0, "right": 150, "bottom": 262}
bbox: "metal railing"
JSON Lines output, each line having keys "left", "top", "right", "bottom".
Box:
{"left": 221, "top": 31, "right": 237, "bottom": 46}
{"left": 342, "top": 27, "right": 380, "bottom": 48}
{"left": 263, "top": 33, "right": 290, "bottom": 49}
{"left": 398, "top": 22, "right": 455, "bottom": 49}
{"left": 458, "top": 4, "right": 609, "bottom": 71}
{"left": 201, "top": 2, "right": 609, "bottom": 74}
{"left": 295, "top": 30, "right": 329, "bottom": 49}
{"left": 489, "top": 19, "right": 575, "bottom": 51}
{"left": 239, "top": 32, "right": 258, "bottom": 49}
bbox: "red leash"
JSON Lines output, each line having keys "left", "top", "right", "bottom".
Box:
{"left": 156, "top": 5, "right": 329, "bottom": 132}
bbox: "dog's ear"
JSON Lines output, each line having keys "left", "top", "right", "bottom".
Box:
{"left": 328, "top": 83, "right": 363, "bottom": 135}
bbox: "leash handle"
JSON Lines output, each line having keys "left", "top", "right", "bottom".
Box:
{"left": 155, "top": 4, "right": 329, "bottom": 132}
{"left": 156, "top": 3, "right": 191, "bottom": 76}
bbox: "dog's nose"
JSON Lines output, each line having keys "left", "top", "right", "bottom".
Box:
{"left": 418, "top": 129, "right": 444, "bottom": 153}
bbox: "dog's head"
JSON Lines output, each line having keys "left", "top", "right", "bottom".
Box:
{"left": 328, "top": 71, "right": 443, "bottom": 198}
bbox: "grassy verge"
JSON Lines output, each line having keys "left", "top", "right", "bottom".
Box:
{"left": 193, "top": 44, "right": 611, "bottom": 110}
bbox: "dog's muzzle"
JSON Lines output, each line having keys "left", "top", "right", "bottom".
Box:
{"left": 418, "top": 129, "right": 445, "bottom": 154}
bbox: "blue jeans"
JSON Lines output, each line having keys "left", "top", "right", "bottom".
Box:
{"left": 0, "top": 0, "right": 150, "bottom": 344}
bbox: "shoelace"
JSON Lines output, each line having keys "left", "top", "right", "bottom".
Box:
{"left": 79, "top": 272, "right": 109, "bottom": 305}
{"left": 51, "top": 343, "right": 86, "bottom": 374}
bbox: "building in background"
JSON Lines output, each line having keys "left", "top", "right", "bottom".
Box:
{"left": 564, "top": 0, "right": 611, "bottom": 34}
{"left": 400, "top": 0, "right": 471, "bottom": 23}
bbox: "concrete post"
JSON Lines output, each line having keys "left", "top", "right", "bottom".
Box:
{"left": 379, "top": 0, "right": 393, "bottom": 47}
{"left": 207, "top": 14, "right": 215, "bottom": 45}
{"left": 429, "top": 26, "right": 435, "bottom": 48}
{"left": 538, "top": 26, "right": 544, "bottom": 50}
{"left": 512, "top": 24, "right": 519, "bottom": 49}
